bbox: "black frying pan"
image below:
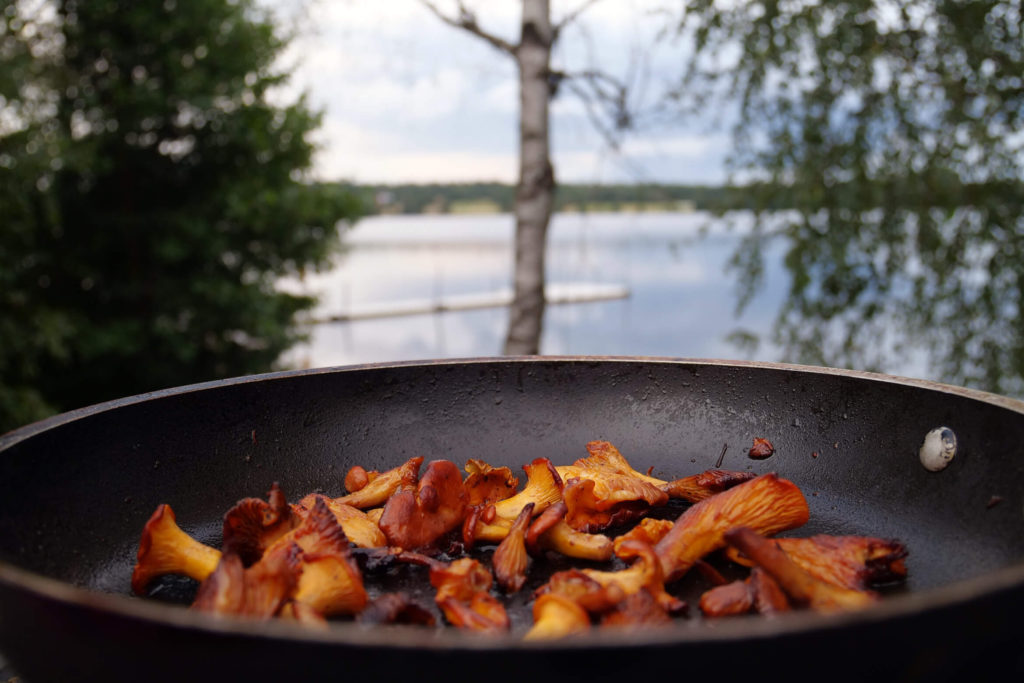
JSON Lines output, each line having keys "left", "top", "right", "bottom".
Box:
{"left": 1, "top": 357, "right": 1023, "bottom": 682}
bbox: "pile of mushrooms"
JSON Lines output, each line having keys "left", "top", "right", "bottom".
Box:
{"left": 132, "top": 441, "right": 907, "bottom": 637}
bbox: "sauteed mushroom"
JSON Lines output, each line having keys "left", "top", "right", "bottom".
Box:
{"left": 289, "top": 498, "right": 368, "bottom": 616}
{"left": 612, "top": 518, "right": 673, "bottom": 558}
{"left": 524, "top": 593, "right": 591, "bottom": 640}
{"left": 566, "top": 441, "right": 754, "bottom": 502}
{"left": 561, "top": 475, "right": 667, "bottom": 532}
{"left": 525, "top": 502, "right": 614, "bottom": 561}
{"left": 699, "top": 567, "right": 790, "bottom": 618}
{"left": 723, "top": 534, "right": 908, "bottom": 590}
{"left": 296, "top": 494, "right": 387, "bottom": 549}
{"left": 464, "top": 459, "right": 519, "bottom": 506}
{"left": 222, "top": 482, "right": 300, "bottom": 566}
{"left": 574, "top": 539, "right": 685, "bottom": 615}
{"left": 600, "top": 589, "right": 674, "bottom": 628}
{"left": 192, "top": 545, "right": 301, "bottom": 618}
{"left": 399, "top": 554, "right": 510, "bottom": 633}
{"left": 336, "top": 456, "right": 424, "bottom": 509}
{"left": 492, "top": 502, "right": 534, "bottom": 592}
{"left": 132, "top": 504, "right": 221, "bottom": 593}
{"left": 131, "top": 438, "right": 907, "bottom": 636}
{"left": 472, "top": 458, "right": 564, "bottom": 543}
{"left": 724, "top": 527, "right": 877, "bottom": 612}
{"left": 655, "top": 473, "right": 810, "bottom": 582}
{"left": 378, "top": 459, "right": 467, "bottom": 550}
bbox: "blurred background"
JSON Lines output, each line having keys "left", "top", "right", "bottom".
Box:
{"left": 2, "top": 0, "right": 1023, "bottom": 433}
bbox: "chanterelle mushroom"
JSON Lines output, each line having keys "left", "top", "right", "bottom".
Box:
{"left": 524, "top": 593, "right": 591, "bottom": 640}
{"left": 400, "top": 554, "right": 509, "bottom": 633}
{"left": 192, "top": 544, "right": 302, "bottom": 619}
{"left": 290, "top": 497, "right": 368, "bottom": 616}
{"left": 558, "top": 440, "right": 666, "bottom": 487}
{"left": 472, "top": 458, "right": 563, "bottom": 543}
{"left": 379, "top": 459, "right": 468, "bottom": 550}
{"left": 723, "top": 534, "right": 908, "bottom": 591}
{"left": 336, "top": 456, "right": 424, "bottom": 509}
{"left": 534, "top": 569, "right": 625, "bottom": 615}
{"left": 570, "top": 441, "right": 754, "bottom": 502}
{"left": 599, "top": 589, "right": 674, "bottom": 629}
{"left": 221, "top": 482, "right": 300, "bottom": 566}
{"left": 525, "top": 502, "right": 613, "bottom": 562}
{"left": 724, "top": 526, "right": 876, "bottom": 613}
{"left": 296, "top": 493, "right": 387, "bottom": 548}
{"left": 612, "top": 518, "right": 673, "bottom": 558}
{"left": 561, "top": 474, "right": 667, "bottom": 533}
{"left": 132, "top": 504, "right": 222, "bottom": 594}
{"left": 464, "top": 459, "right": 519, "bottom": 506}
{"left": 655, "top": 472, "right": 810, "bottom": 582}
{"left": 492, "top": 502, "right": 534, "bottom": 592}
{"left": 196, "top": 496, "right": 370, "bottom": 620}
{"left": 660, "top": 469, "right": 758, "bottom": 502}
{"left": 699, "top": 567, "right": 790, "bottom": 618}
{"left": 577, "top": 539, "right": 685, "bottom": 615}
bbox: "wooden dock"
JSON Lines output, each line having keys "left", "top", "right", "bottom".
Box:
{"left": 314, "top": 282, "right": 629, "bottom": 323}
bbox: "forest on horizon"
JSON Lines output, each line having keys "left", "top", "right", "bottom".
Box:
{"left": 333, "top": 182, "right": 763, "bottom": 216}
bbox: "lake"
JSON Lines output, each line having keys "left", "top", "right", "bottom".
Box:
{"left": 281, "top": 211, "right": 930, "bottom": 380}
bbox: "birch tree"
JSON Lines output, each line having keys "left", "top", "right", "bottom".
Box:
{"left": 670, "top": 0, "right": 1024, "bottom": 394}
{"left": 422, "top": 0, "right": 628, "bottom": 355}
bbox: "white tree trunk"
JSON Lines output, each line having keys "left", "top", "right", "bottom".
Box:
{"left": 503, "top": 0, "right": 554, "bottom": 355}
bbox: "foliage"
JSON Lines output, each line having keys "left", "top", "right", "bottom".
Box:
{"left": 674, "top": 0, "right": 1024, "bottom": 394}
{"left": 0, "top": 0, "right": 361, "bottom": 432}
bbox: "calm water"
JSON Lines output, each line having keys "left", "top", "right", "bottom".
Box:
{"left": 282, "top": 211, "right": 927, "bottom": 379}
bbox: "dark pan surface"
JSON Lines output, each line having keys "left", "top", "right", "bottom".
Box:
{"left": 2, "top": 357, "right": 1024, "bottom": 681}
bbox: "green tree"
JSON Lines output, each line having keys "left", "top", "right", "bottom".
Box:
{"left": 673, "top": 0, "right": 1024, "bottom": 394}
{"left": 0, "top": 0, "right": 360, "bottom": 432}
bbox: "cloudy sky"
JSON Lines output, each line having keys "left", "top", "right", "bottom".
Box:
{"left": 271, "top": 0, "right": 732, "bottom": 185}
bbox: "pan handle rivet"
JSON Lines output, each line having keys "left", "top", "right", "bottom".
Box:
{"left": 919, "top": 427, "right": 957, "bottom": 472}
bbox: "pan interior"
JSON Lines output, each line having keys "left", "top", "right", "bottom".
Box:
{"left": 1, "top": 358, "right": 1022, "bottom": 633}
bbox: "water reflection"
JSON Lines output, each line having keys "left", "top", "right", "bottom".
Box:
{"left": 283, "top": 211, "right": 794, "bottom": 369}
{"left": 282, "top": 212, "right": 942, "bottom": 381}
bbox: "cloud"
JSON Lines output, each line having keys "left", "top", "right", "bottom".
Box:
{"left": 619, "top": 134, "right": 729, "bottom": 159}
{"left": 271, "top": 0, "right": 728, "bottom": 184}
{"left": 317, "top": 148, "right": 518, "bottom": 184}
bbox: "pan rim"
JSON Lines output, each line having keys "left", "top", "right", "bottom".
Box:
{"left": 4, "top": 355, "right": 1024, "bottom": 449}
{"left": 2, "top": 355, "right": 1023, "bottom": 651}
{"left": 3, "top": 551, "right": 1024, "bottom": 650}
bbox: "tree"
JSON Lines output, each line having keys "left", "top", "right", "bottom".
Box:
{"left": 672, "top": 0, "right": 1024, "bottom": 394}
{"left": 421, "top": 0, "right": 631, "bottom": 355}
{"left": 0, "top": 0, "right": 361, "bottom": 432}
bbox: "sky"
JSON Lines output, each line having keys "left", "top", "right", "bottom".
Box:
{"left": 270, "top": 0, "right": 732, "bottom": 185}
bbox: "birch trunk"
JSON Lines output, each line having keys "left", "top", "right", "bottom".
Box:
{"left": 503, "top": 0, "right": 554, "bottom": 355}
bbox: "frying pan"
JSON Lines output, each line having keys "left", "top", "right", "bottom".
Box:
{"left": 1, "top": 357, "right": 1024, "bottom": 682}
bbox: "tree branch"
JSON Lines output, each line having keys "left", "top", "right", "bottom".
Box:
{"left": 558, "top": 68, "right": 633, "bottom": 132}
{"left": 552, "top": 0, "right": 604, "bottom": 42}
{"left": 419, "top": 1, "right": 517, "bottom": 56}
{"left": 564, "top": 82, "right": 619, "bottom": 151}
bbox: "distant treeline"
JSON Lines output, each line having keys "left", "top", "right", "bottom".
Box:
{"left": 321, "top": 182, "right": 778, "bottom": 215}
{"left": 321, "top": 178, "right": 1024, "bottom": 217}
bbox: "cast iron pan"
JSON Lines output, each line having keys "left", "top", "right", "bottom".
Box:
{"left": 1, "top": 357, "right": 1024, "bottom": 682}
